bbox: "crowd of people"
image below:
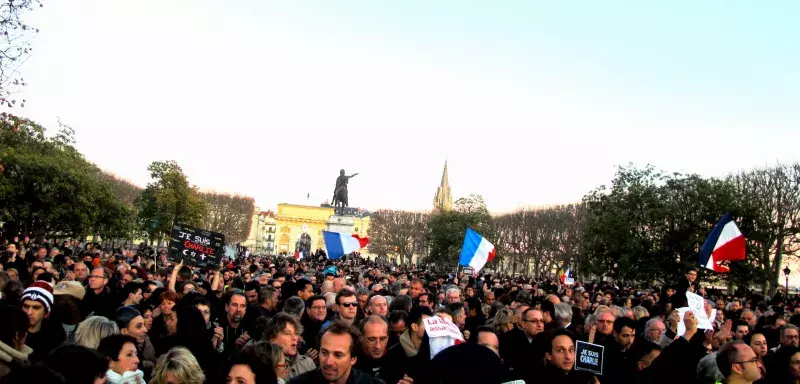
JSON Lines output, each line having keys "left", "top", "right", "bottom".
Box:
{"left": 0, "top": 236, "right": 798, "bottom": 384}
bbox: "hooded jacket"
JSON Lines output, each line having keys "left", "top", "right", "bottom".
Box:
{"left": 0, "top": 340, "right": 31, "bottom": 380}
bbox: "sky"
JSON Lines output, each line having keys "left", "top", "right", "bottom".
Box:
{"left": 12, "top": 1, "right": 800, "bottom": 212}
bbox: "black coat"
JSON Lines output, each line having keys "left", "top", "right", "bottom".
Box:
{"left": 288, "top": 368, "right": 385, "bottom": 384}
{"left": 81, "top": 286, "right": 118, "bottom": 319}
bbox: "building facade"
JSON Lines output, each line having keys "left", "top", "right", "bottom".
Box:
{"left": 275, "top": 203, "right": 371, "bottom": 256}
{"left": 243, "top": 209, "right": 276, "bottom": 254}
{"left": 433, "top": 161, "right": 453, "bottom": 211}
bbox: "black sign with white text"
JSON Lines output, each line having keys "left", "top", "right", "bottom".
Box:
{"left": 168, "top": 224, "right": 225, "bottom": 269}
{"left": 575, "top": 340, "right": 604, "bottom": 375}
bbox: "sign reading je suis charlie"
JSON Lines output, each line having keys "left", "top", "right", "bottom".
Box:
{"left": 168, "top": 223, "right": 225, "bottom": 269}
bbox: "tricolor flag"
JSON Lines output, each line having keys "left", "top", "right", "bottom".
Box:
{"left": 699, "top": 212, "right": 746, "bottom": 273}
{"left": 322, "top": 231, "right": 369, "bottom": 260}
{"left": 458, "top": 228, "right": 496, "bottom": 273}
{"left": 560, "top": 268, "right": 575, "bottom": 285}
{"left": 294, "top": 251, "right": 304, "bottom": 260}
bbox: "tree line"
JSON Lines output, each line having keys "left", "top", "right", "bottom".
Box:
{"left": 0, "top": 116, "right": 256, "bottom": 245}
{"left": 367, "top": 164, "right": 800, "bottom": 295}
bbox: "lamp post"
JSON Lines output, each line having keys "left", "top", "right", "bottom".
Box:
{"left": 784, "top": 266, "right": 791, "bottom": 294}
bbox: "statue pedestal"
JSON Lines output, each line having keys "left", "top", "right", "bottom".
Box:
{"left": 327, "top": 215, "right": 355, "bottom": 233}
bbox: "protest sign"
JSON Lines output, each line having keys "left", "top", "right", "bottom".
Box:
{"left": 168, "top": 224, "right": 225, "bottom": 269}
{"left": 423, "top": 316, "right": 464, "bottom": 358}
{"left": 575, "top": 340, "right": 604, "bottom": 375}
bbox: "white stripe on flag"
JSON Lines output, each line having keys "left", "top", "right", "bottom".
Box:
{"left": 468, "top": 237, "right": 495, "bottom": 271}
{"left": 714, "top": 221, "right": 743, "bottom": 251}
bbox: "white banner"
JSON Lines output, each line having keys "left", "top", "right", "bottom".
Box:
{"left": 423, "top": 316, "right": 465, "bottom": 358}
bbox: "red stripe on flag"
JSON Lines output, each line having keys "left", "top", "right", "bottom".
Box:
{"left": 487, "top": 248, "right": 496, "bottom": 262}
{"left": 714, "top": 235, "right": 746, "bottom": 262}
{"left": 352, "top": 235, "right": 370, "bottom": 248}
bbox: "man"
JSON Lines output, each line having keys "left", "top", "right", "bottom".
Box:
{"left": 72, "top": 261, "right": 89, "bottom": 283}
{"left": 333, "top": 277, "right": 346, "bottom": 293}
{"left": 418, "top": 293, "right": 434, "bottom": 311}
{"left": 354, "top": 315, "right": 390, "bottom": 379}
{"left": 22, "top": 281, "right": 66, "bottom": 362}
{"left": 295, "top": 279, "right": 315, "bottom": 301}
{"left": 644, "top": 318, "right": 666, "bottom": 344}
{"left": 218, "top": 291, "right": 249, "bottom": 357}
{"left": 302, "top": 295, "right": 328, "bottom": 352}
{"left": 288, "top": 320, "right": 383, "bottom": 384}
{"left": 482, "top": 291, "right": 495, "bottom": 317}
{"left": 368, "top": 295, "right": 389, "bottom": 318}
{"left": 740, "top": 310, "right": 757, "bottom": 330}
{"left": 447, "top": 302, "right": 467, "bottom": 331}
{"left": 716, "top": 341, "right": 762, "bottom": 384}
{"left": 734, "top": 320, "right": 750, "bottom": 341}
{"left": 266, "top": 313, "right": 316, "bottom": 379}
{"left": 553, "top": 302, "right": 572, "bottom": 328}
{"left": 244, "top": 281, "right": 260, "bottom": 306}
{"left": 382, "top": 306, "right": 432, "bottom": 384}
{"left": 595, "top": 309, "right": 616, "bottom": 339}
{"left": 357, "top": 290, "right": 370, "bottom": 312}
{"left": 120, "top": 282, "right": 144, "bottom": 307}
{"left": 501, "top": 307, "right": 544, "bottom": 373}
{"left": 258, "top": 286, "right": 279, "bottom": 319}
{"left": 470, "top": 325, "right": 500, "bottom": 356}
{"left": 445, "top": 287, "right": 461, "bottom": 304}
{"left": 596, "top": 316, "right": 637, "bottom": 384}
{"left": 408, "top": 279, "right": 424, "bottom": 300}
{"left": 533, "top": 328, "right": 595, "bottom": 383}
{"left": 81, "top": 267, "right": 117, "bottom": 319}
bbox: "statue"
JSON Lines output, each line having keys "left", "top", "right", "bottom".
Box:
{"left": 331, "top": 169, "right": 358, "bottom": 215}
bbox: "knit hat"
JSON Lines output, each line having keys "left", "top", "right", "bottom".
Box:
{"left": 22, "top": 281, "right": 54, "bottom": 313}
{"left": 54, "top": 281, "right": 86, "bottom": 300}
{"left": 115, "top": 306, "right": 142, "bottom": 330}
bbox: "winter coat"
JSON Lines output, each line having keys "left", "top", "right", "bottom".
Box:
{"left": 0, "top": 340, "right": 31, "bottom": 380}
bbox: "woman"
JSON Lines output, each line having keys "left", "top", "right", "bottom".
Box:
{"left": 0, "top": 305, "right": 32, "bottom": 380}
{"left": 151, "top": 347, "right": 205, "bottom": 384}
{"left": 75, "top": 315, "right": 120, "bottom": 350}
{"left": 116, "top": 306, "right": 156, "bottom": 379}
{"left": 490, "top": 307, "right": 515, "bottom": 334}
{"left": 98, "top": 334, "right": 146, "bottom": 384}
{"left": 140, "top": 305, "right": 155, "bottom": 331}
{"left": 227, "top": 353, "right": 278, "bottom": 384}
{"left": 148, "top": 291, "right": 179, "bottom": 353}
{"left": 745, "top": 332, "right": 768, "bottom": 361}
{"left": 243, "top": 341, "right": 289, "bottom": 384}
{"left": 160, "top": 305, "right": 221, "bottom": 380}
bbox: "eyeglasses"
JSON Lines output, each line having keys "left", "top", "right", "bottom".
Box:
{"left": 340, "top": 302, "right": 358, "bottom": 308}
{"left": 734, "top": 358, "right": 760, "bottom": 366}
{"left": 524, "top": 319, "right": 544, "bottom": 324}
{"left": 89, "top": 275, "right": 106, "bottom": 279}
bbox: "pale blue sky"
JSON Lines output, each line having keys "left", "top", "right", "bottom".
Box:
{"left": 14, "top": 1, "right": 800, "bottom": 212}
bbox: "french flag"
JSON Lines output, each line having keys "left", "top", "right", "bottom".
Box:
{"left": 294, "top": 251, "right": 304, "bottom": 260}
{"left": 458, "top": 228, "right": 495, "bottom": 273}
{"left": 560, "top": 268, "right": 575, "bottom": 285}
{"left": 322, "top": 231, "right": 369, "bottom": 260}
{"left": 699, "top": 212, "right": 746, "bottom": 273}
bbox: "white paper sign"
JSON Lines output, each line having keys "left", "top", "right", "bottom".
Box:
{"left": 676, "top": 307, "right": 714, "bottom": 336}
{"left": 423, "top": 316, "right": 464, "bottom": 358}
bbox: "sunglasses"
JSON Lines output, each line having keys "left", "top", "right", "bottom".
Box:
{"left": 340, "top": 302, "right": 358, "bottom": 308}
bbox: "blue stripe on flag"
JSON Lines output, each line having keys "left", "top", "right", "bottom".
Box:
{"left": 699, "top": 212, "right": 732, "bottom": 269}
{"left": 458, "top": 228, "right": 482, "bottom": 266}
{"left": 323, "top": 231, "right": 346, "bottom": 259}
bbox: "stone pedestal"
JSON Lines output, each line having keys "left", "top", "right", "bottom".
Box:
{"left": 327, "top": 215, "right": 355, "bottom": 233}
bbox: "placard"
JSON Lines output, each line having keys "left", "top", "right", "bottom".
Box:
{"left": 423, "top": 316, "right": 464, "bottom": 358}
{"left": 168, "top": 224, "right": 225, "bottom": 269}
{"left": 575, "top": 340, "right": 604, "bottom": 375}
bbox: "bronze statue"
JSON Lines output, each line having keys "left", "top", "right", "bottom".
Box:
{"left": 332, "top": 169, "right": 358, "bottom": 215}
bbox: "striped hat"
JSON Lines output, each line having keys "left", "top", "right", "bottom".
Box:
{"left": 22, "top": 281, "right": 54, "bottom": 313}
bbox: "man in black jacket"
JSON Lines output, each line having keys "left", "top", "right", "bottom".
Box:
{"left": 81, "top": 267, "right": 117, "bottom": 319}
{"left": 354, "top": 316, "right": 390, "bottom": 379}
{"left": 289, "top": 320, "right": 384, "bottom": 384}
{"left": 381, "top": 306, "right": 432, "bottom": 384}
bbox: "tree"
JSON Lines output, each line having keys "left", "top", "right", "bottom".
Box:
{"left": 729, "top": 164, "right": 800, "bottom": 294}
{"left": 199, "top": 192, "right": 255, "bottom": 243}
{"left": 0, "top": 115, "right": 132, "bottom": 240}
{"left": 0, "top": 0, "right": 43, "bottom": 108}
{"left": 426, "top": 194, "right": 494, "bottom": 270}
{"left": 99, "top": 172, "right": 143, "bottom": 206}
{"left": 135, "top": 160, "right": 207, "bottom": 242}
{"left": 367, "top": 210, "right": 429, "bottom": 265}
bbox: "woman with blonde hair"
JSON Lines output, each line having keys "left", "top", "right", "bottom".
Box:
{"left": 489, "top": 307, "right": 515, "bottom": 333}
{"left": 75, "top": 315, "right": 119, "bottom": 349}
{"left": 632, "top": 306, "right": 650, "bottom": 321}
{"left": 151, "top": 347, "right": 205, "bottom": 384}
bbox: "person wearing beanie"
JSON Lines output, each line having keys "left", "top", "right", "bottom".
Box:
{"left": 22, "top": 280, "right": 66, "bottom": 362}
{"left": 116, "top": 306, "right": 157, "bottom": 380}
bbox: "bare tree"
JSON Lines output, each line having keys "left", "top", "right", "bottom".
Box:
{"left": 199, "top": 192, "right": 255, "bottom": 243}
{"left": 730, "top": 163, "right": 800, "bottom": 294}
{"left": 0, "top": 0, "right": 42, "bottom": 107}
{"left": 368, "top": 209, "right": 429, "bottom": 265}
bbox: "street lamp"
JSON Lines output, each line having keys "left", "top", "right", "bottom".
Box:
{"left": 784, "top": 266, "right": 791, "bottom": 294}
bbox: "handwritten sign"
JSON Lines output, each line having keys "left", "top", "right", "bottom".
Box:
{"left": 168, "top": 224, "right": 225, "bottom": 269}
{"left": 423, "top": 316, "right": 464, "bottom": 358}
{"left": 575, "top": 341, "right": 604, "bottom": 375}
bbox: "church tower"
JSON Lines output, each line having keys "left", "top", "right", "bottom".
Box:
{"left": 433, "top": 161, "right": 453, "bottom": 212}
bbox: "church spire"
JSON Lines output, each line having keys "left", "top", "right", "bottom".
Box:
{"left": 434, "top": 161, "right": 453, "bottom": 212}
